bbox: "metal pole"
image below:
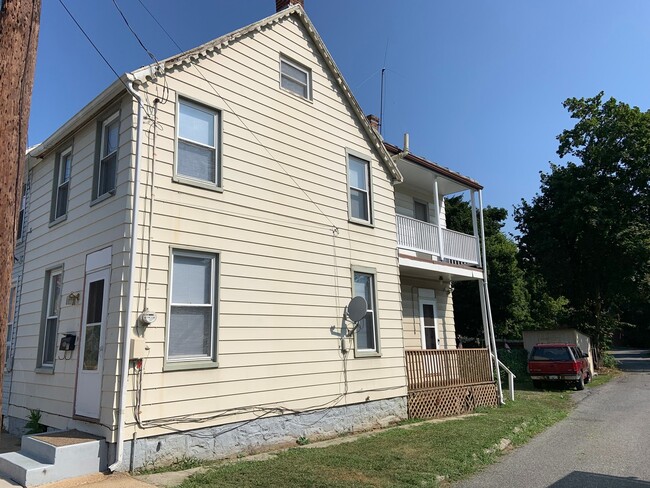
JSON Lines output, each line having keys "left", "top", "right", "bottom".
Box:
{"left": 433, "top": 177, "right": 444, "bottom": 261}
{"left": 478, "top": 190, "right": 503, "bottom": 404}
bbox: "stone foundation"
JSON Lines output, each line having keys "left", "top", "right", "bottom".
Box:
{"left": 120, "top": 396, "right": 407, "bottom": 471}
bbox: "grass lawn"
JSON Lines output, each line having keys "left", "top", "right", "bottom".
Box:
{"left": 172, "top": 386, "right": 583, "bottom": 487}
{"left": 145, "top": 369, "right": 616, "bottom": 488}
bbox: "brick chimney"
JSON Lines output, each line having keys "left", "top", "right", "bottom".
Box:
{"left": 276, "top": 0, "right": 304, "bottom": 11}
{"left": 366, "top": 114, "right": 380, "bottom": 132}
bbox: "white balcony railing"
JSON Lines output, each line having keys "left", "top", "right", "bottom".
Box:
{"left": 396, "top": 214, "right": 480, "bottom": 266}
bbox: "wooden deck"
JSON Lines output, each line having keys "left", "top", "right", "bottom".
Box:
{"left": 405, "top": 349, "right": 498, "bottom": 418}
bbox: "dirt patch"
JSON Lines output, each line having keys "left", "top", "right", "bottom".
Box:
{"left": 34, "top": 430, "right": 100, "bottom": 447}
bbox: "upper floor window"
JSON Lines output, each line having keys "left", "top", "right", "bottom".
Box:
{"left": 93, "top": 112, "right": 119, "bottom": 200}
{"left": 16, "top": 184, "right": 26, "bottom": 240}
{"left": 414, "top": 200, "right": 429, "bottom": 223}
{"left": 167, "top": 249, "right": 219, "bottom": 368}
{"left": 280, "top": 57, "right": 311, "bottom": 100}
{"left": 177, "top": 98, "right": 221, "bottom": 187}
{"left": 348, "top": 154, "right": 372, "bottom": 224}
{"left": 52, "top": 147, "right": 72, "bottom": 221}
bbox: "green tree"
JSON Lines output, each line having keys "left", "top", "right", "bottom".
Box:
{"left": 515, "top": 93, "right": 650, "bottom": 356}
{"left": 445, "top": 196, "right": 530, "bottom": 339}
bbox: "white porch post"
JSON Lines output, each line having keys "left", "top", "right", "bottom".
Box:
{"left": 478, "top": 189, "right": 504, "bottom": 404}
{"left": 470, "top": 190, "right": 482, "bottom": 268}
{"left": 433, "top": 177, "right": 445, "bottom": 261}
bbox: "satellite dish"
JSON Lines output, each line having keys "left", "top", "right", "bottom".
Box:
{"left": 346, "top": 296, "right": 368, "bottom": 323}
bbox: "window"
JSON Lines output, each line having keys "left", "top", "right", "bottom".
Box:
{"left": 5, "top": 284, "right": 16, "bottom": 368}
{"left": 176, "top": 98, "right": 221, "bottom": 187}
{"left": 167, "top": 250, "right": 218, "bottom": 366}
{"left": 414, "top": 200, "right": 429, "bottom": 223}
{"left": 52, "top": 147, "right": 72, "bottom": 221}
{"left": 280, "top": 57, "right": 311, "bottom": 99}
{"left": 16, "top": 184, "right": 26, "bottom": 240}
{"left": 348, "top": 154, "right": 372, "bottom": 224}
{"left": 39, "top": 269, "right": 62, "bottom": 368}
{"left": 353, "top": 270, "right": 379, "bottom": 355}
{"left": 93, "top": 112, "right": 119, "bottom": 200}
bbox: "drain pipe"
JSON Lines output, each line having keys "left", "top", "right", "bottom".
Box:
{"left": 109, "top": 75, "right": 144, "bottom": 471}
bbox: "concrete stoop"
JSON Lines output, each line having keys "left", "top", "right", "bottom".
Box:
{"left": 0, "top": 430, "right": 107, "bottom": 487}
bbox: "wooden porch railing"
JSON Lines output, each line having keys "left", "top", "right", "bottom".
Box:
{"left": 405, "top": 348, "right": 493, "bottom": 390}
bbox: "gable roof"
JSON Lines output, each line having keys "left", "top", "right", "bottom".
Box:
{"left": 129, "top": 4, "right": 402, "bottom": 183}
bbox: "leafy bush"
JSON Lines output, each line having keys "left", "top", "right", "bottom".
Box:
{"left": 25, "top": 409, "right": 46, "bottom": 435}
{"left": 601, "top": 353, "right": 619, "bottom": 369}
{"left": 497, "top": 348, "right": 529, "bottom": 382}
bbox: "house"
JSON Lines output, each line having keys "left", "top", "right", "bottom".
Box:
{"left": 2, "top": 0, "right": 502, "bottom": 477}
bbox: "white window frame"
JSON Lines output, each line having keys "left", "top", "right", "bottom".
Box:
{"left": 96, "top": 112, "right": 120, "bottom": 200}
{"left": 351, "top": 267, "right": 380, "bottom": 357}
{"left": 52, "top": 146, "right": 72, "bottom": 221}
{"left": 165, "top": 248, "right": 219, "bottom": 370}
{"left": 347, "top": 151, "right": 373, "bottom": 226}
{"left": 38, "top": 268, "right": 62, "bottom": 370}
{"left": 279, "top": 56, "right": 312, "bottom": 100}
{"left": 174, "top": 97, "right": 222, "bottom": 190}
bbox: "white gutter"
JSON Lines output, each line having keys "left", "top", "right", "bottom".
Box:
{"left": 109, "top": 76, "right": 143, "bottom": 471}
{"left": 30, "top": 78, "right": 126, "bottom": 161}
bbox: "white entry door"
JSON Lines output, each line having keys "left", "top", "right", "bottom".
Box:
{"left": 419, "top": 299, "right": 439, "bottom": 350}
{"left": 75, "top": 267, "right": 110, "bottom": 419}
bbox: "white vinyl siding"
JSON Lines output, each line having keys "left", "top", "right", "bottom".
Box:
{"left": 5, "top": 285, "right": 16, "bottom": 368}
{"left": 348, "top": 154, "right": 372, "bottom": 224}
{"left": 167, "top": 250, "right": 218, "bottom": 366}
{"left": 280, "top": 56, "right": 311, "bottom": 100}
{"left": 176, "top": 98, "right": 221, "bottom": 187}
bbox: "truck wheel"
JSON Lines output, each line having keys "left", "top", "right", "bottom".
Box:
{"left": 576, "top": 374, "right": 585, "bottom": 391}
{"left": 532, "top": 380, "right": 543, "bottom": 389}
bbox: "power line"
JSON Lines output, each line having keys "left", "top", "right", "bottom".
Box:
{"left": 57, "top": 0, "right": 128, "bottom": 91}
{"left": 112, "top": 0, "right": 159, "bottom": 65}
{"left": 135, "top": 0, "right": 182, "bottom": 52}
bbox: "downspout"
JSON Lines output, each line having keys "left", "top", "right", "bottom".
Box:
{"left": 109, "top": 76, "right": 143, "bottom": 471}
{"left": 478, "top": 190, "right": 504, "bottom": 404}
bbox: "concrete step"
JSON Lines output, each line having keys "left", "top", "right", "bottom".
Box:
{"left": 0, "top": 451, "right": 54, "bottom": 487}
{"left": 0, "top": 431, "right": 107, "bottom": 487}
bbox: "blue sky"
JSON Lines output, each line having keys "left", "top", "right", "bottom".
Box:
{"left": 29, "top": 1, "right": 650, "bottom": 233}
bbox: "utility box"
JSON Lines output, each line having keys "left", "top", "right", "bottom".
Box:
{"left": 130, "top": 337, "right": 148, "bottom": 360}
{"left": 523, "top": 328, "right": 594, "bottom": 376}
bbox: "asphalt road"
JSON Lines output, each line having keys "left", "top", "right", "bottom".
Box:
{"left": 454, "top": 349, "right": 650, "bottom": 488}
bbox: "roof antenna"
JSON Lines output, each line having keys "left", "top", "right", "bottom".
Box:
{"left": 379, "top": 36, "right": 389, "bottom": 136}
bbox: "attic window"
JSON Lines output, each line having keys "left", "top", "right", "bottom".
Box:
{"left": 280, "top": 56, "right": 311, "bottom": 100}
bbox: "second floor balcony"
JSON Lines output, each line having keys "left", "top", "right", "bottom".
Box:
{"left": 396, "top": 214, "right": 480, "bottom": 266}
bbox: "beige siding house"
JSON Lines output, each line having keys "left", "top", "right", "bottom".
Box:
{"left": 3, "top": 1, "right": 502, "bottom": 473}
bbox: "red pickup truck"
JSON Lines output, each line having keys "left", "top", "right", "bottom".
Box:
{"left": 527, "top": 343, "right": 591, "bottom": 390}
